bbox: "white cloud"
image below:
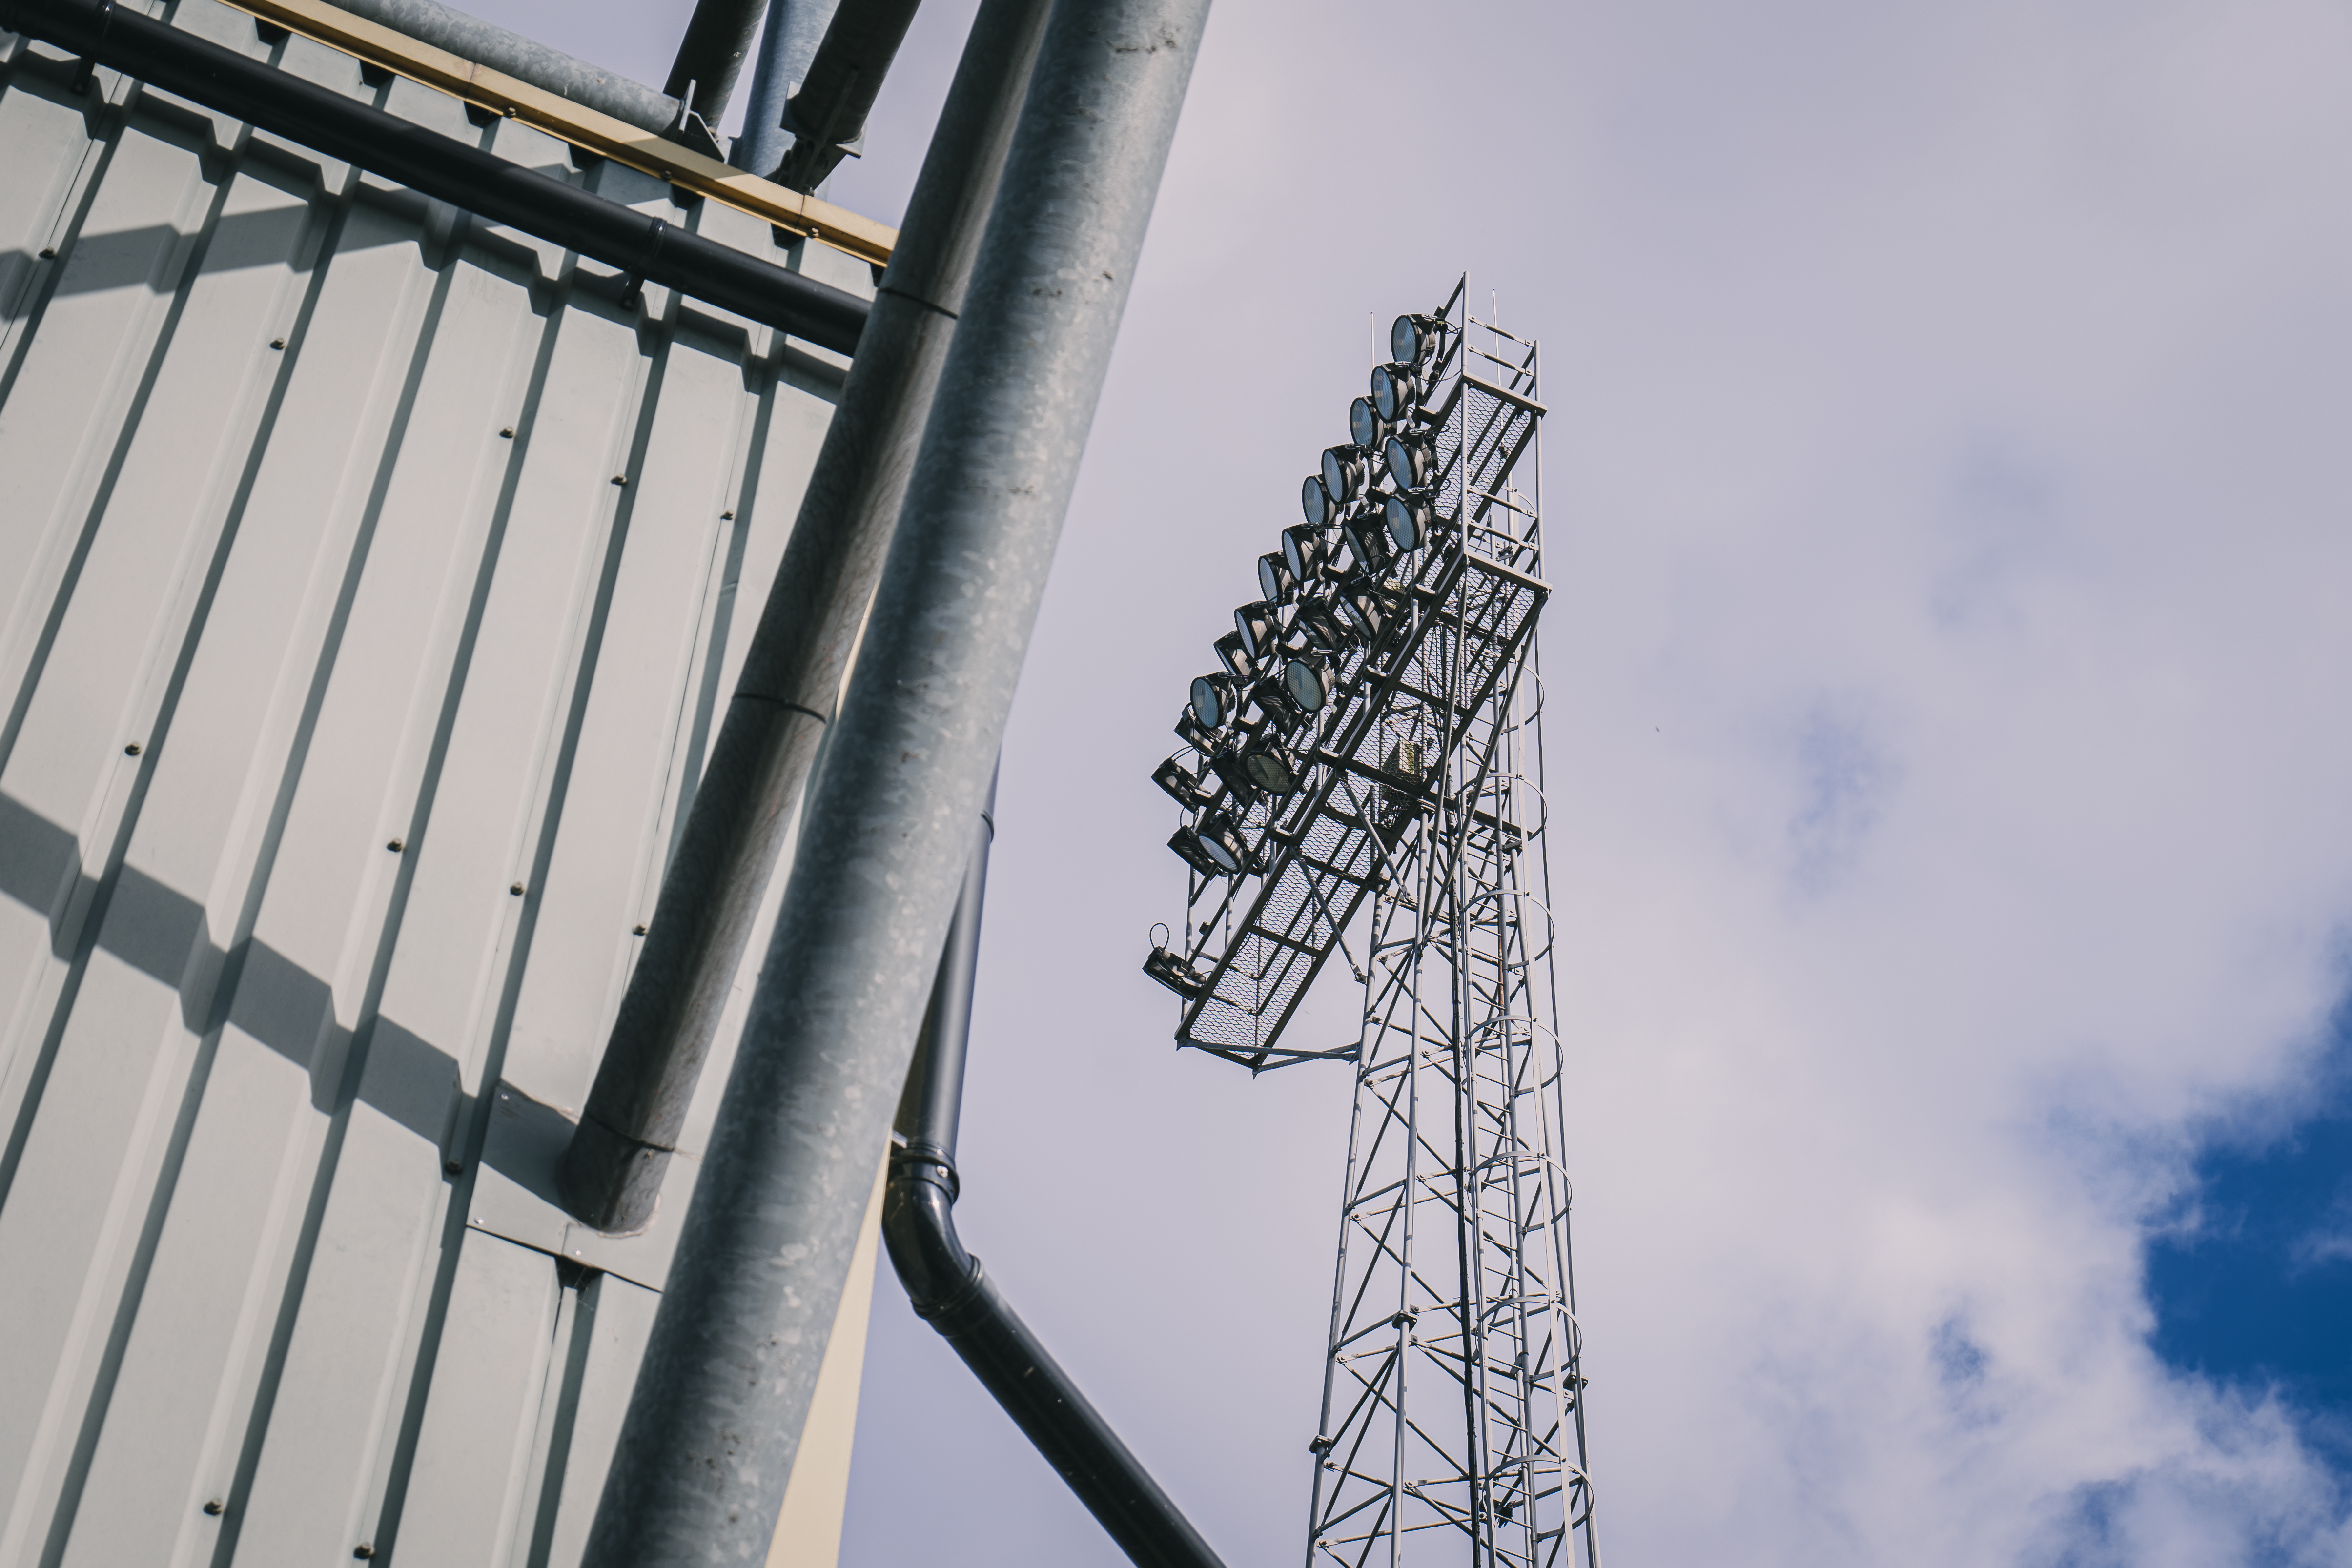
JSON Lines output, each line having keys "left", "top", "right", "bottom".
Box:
{"left": 843, "top": 0, "right": 2352, "bottom": 1559}
{"left": 1784, "top": 693, "right": 1899, "bottom": 896}
{"left": 462, "top": 0, "right": 2352, "bottom": 1560}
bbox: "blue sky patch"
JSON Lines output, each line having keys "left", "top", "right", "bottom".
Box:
{"left": 1785, "top": 699, "right": 1894, "bottom": 896}
{"left": 2146, "top": 1026, "right": 2352, "bottom": 1461}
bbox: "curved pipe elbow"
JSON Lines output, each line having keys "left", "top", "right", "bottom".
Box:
{"left": 882, "top": 1146, "right": 982, "bottom": 1320}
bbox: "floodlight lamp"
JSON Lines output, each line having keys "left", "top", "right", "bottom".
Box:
{"left": 1167, "top": 825, "right": 1222, "bottom": 876}
{"left": 1295, "top": 598, "right": 1350, "bottom": 653}
{"left": 1142, "top": 944, "right": 1208, "bottom": 999}
{"left": 1373, "top": 501, "right": 1430, "bottom": 562}
{"left": 1321, "top": 446, "right": 1367, "bottom": 507}
{"left": 1284, "top": 656, "right": 1334, "bottom": 715}
{"left": 1340, "top": 587, "right": 1397, "bottom": 642}
{"left": 1174, "top": 704, "right": 1214, "bottom": 752}
{"left": 1340, "top": 512, "right": 1395, "bottom": 575}
{"left": 1206, "top": 745, "right": 1253, "bottom": 795}
{"left": 1189, "top": 672, "right": 1239, "bottom": 730}
{"left": 1383, "top": 430, "right": 1434, "bottom": 491}
{"left": 1254, "top": 673, "right": 1304, "bottom": 728}
{"left": 1371, "top": 362, "right": 1419, "bottom": 423}
{"left": 1300, "top": 474, "right": 1334, "bottom": 529}
{"left": 1258, "top": 552, "right": 1298, "bottom": 605}
{"left": 1234, "top": 601, "right": 1280, "bottom": 664}
{"left": 1384, "top": 490, "right": 1432, "bottom": 551}
{"left": 1281, "top": 523, "right": 1324, "bottom": 584}
{"left": 1152, "top": 756, "right": 1213, "bottom": 806}
{"left": 1214, "top": 630, "right": 1257, "bottom": 682}
{"left": 1391, "top": 313, "right": 1443, "bottom": 366}
{"left": 1242, "top": 739, "right": 1306, "bottom": 794}
{"left": 1196, "top": 813, "right": 1249, "bottom": 876}
{"left": 1349, "top": 396, "right": 1390, "bottom": 451}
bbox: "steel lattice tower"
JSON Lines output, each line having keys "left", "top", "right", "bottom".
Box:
{"left": 1144, "top": 281, "right": 1599, "bottom": 1568}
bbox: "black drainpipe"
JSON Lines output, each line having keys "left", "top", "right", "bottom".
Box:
{"left": 0, "top": 0, "right": 870, "bottom": 354}
{"left": 889, "top": 780, "right": 1227, "bottom": 1568}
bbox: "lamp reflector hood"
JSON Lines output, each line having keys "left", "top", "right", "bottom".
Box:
{"left": 1189, "top": 672, "right": 1239, "bottom": 730}
{"left": 1371, "top": 362, "right": 1418, "bottom": 422}
{"left": 1258, "top": 551, "right": 1298, "bottom": 604}
{"left": 1301, "top": 474, "right": 1333, "bottom": 528}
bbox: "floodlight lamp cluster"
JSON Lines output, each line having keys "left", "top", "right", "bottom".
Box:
{"left": 1152, "top": 313, "right": 1457, "bottom": 888}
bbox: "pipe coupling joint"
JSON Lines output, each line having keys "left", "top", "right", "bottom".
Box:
{"left": 888, "top": 1139, "right": 960, "bottom": 1202}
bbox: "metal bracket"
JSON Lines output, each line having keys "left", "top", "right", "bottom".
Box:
{"left": 71, "top": 0, "right": 114, "bottom": 94}
{"left": 620, "top": 216, "right": 667, "bottom": 313}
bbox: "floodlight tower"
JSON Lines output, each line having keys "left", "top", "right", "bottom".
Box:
{"left": 1143, "top": 280, "right": 1600, "bottom": 1568}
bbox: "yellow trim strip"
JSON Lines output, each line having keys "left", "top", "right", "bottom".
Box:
{"left": 220, "top": 0, "right": 897, "bottom": 267}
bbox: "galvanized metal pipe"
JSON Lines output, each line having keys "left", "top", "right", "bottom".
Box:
{"left": 328, "top": 0, "right": 684, "bottom": 133}
{"left": 733, "top": 0, "right": 841, "bottom": 176}
{"left": 555, "top": 0, "right": 1052, "bottom": 1236}
{"left": 576, "top": 0, "right": 1212, "bottom": 1556}
{"left": 0, "top": 0, "right": 871, "bottom": 351}
{"left": 767, "top": 0, "right": 924, "bottom": 190}
{"left": 886, "top": 784, "right": 1228, "bottom": 1568}
{"left": 662, "top": 0, "right": 763, "bottom": 127}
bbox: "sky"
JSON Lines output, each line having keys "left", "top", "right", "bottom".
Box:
{"left": 470, "top": 0, "right": 2352, "bottom": 1562}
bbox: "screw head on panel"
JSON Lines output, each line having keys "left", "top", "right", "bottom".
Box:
{"left": 611, "top": 475, "right": 628, "bottom": 487}
{"left": 386, "top": 839, "right": 404, "bottom": 853}
{"left": 202, "top": 1500, "right": 224, "bottom": 1516}
{"left": 270, "top": 338, "right": 286, "bottom": 350}
{"left": 632, "top": 924, "right": 648, "bottom": 936}
{"left": 353, "top": 1548, "right": 374, "bottom": 1560}
{"left": 720, "top": 510, "right": 735, "bottom": 520}
{"left": 39, "top": 247, "right": 56, "bottom": 259}
{"left": 123, "top": 743, "right": 141, "bottom": 755}
{"left": 444, "top": 1160, "right": 463, "bottom": 1175}
{"left": 510, "top": 883, "right": 525, "bottom": 896}
{"left": 499, "top": 427, "right": 515, "bottom": 438}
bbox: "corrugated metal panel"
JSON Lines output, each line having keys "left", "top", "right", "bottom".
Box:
{"left": 0, "top": 5, "right": 864, "bottom": 1562}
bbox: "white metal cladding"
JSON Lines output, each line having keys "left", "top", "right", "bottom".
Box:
{"left": 0, "top": 4, "right": 868, "bottom": 1562}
